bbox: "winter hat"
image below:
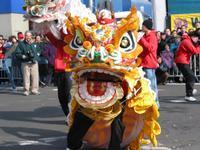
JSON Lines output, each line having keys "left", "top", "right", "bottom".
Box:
{"left": 189, "top": 30, "right": 199, "bottom": 37}
{"left": 142, "top": 19, "right": 153, "bottom": 30}
{"left": 17, "top": 32, "right": 24, "bottom": 40}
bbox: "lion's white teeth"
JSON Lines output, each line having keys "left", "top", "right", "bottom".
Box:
{"left": 97, "top": 69, "right": 103, "bottom": 73}
{"left": 78, "top": 81, "right": 115, "bottom": 104}
{"left": 77, "top": 70, "right": 84, "bottom": 76}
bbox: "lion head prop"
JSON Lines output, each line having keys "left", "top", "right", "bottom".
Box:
{"left": 23, "top": 0, "right": 161, "bottom": 149}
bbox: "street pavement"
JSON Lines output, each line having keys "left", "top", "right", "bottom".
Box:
{"left": 0, "top": 84, "right": 200, "bottom": 150}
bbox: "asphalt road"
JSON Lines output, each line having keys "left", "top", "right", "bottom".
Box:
{"left": 0, "top": 84, "right": 200, "bottom": 150}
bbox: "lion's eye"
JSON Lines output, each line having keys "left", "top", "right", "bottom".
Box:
{"left": 70, "top": 29, "right": 84, "bottom": 50}
{"left": 76, "top": 37, "right": 83, "bottom": 46}
{"left": 70, "top": 35, "right": 84, "bottom": 50}
{"left": 119, "top": 31, "right": 136, "bottom": 53}
{"left": 120, "top": 37, "right": 130, "bottom": 48}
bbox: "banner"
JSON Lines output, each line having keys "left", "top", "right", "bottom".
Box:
{"left": 171, "top": 13, "right": 200, "bottom": 31}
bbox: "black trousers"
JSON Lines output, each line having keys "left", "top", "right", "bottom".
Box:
{"left": 177, "top": 63, "right": 196, "bottom": 96}
{"left": 56, "top": 72, "right": 72, "bottom": 117}
{"left": 67, "top": 110, "right": 125, "bottom": 150}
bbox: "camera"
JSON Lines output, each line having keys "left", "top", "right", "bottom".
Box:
{"left": 26, "top": 50, "right": 34, "bottom": 59}
{"left": 25, "top": 50, "right": 35, "bottom": 63}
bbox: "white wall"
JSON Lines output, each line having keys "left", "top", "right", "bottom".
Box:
{"left": 152, "top": 0, "right": 167, "bottom": 31}
{"left": 0, "top": 14, "right": 12, "bottom": 37}
{"left": 0, "top": 13, "right": 28, "bottom": 38}
{"left": 11, "top": 14, "right": 29, "bottom": 36}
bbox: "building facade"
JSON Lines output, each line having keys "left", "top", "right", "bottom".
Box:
{"left": 167, "top": 0, "right": 200, "bottom": 31}
{"left": 0, "top": 0, "right": 28, "bottom": 38}
{"left": 167, "top": 0, "right": 200, "bottom": 15}
{"left": 0, "top": 0, "right": 199, "bottom": 37}
{"left": 0, "top": 0, "right": 154, "bottom": 37}
{"left": 0, "top": 0, "right": 135, "bottom": 37}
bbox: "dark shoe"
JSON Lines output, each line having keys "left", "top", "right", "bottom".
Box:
{"left": 66, "top": 142, "right": 87, "bottom": 150}
{"left": 39, "top": 81, "right": 46, "bottom": 87}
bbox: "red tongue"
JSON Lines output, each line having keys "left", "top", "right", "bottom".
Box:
{"left": 87, "top": 81, "right": 107, "bottom": 96}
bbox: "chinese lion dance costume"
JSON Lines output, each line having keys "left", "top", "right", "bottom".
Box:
{"left": 23, "top": 0, "right": 161, "bottom": 149}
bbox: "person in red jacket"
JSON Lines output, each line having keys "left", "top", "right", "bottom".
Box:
{"left": 0, "top": 35, "right": 5, "bottom": 59}
{"left": 0, "top": 44, "right": 5, "bottom": 59}
{"left": 46, "top": 32, "right": 72, "bottom": 117}
{"left": 138, "top": 19, "right": 159, "bottom": 107}
{"left": 175, "top": 30, "right": 200, "bottom": 101}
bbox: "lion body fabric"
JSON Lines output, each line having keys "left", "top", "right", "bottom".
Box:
{"left": 68, "top": 68, "right": 160, "bottom": 150}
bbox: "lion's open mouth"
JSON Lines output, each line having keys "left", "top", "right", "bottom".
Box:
{"left": 76, "top": 69, "right": 124, "bottom": 108}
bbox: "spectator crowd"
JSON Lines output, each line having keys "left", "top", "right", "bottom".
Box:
{"left": 156, "top": 23, "right": 200, "bottom": 85}
{"left": 0, "top": 31, "right": 57, "bottom": 94}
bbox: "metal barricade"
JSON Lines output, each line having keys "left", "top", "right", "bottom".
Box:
{"left": 0, "top": 58, "right": 23, "bottom": 87}
{"left": 1, "top": 55, "right": 200, "bottom": 85}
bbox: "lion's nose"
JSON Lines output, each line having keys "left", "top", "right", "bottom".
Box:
{"left": 105, "top": 44, "right": 115, "bottom": 53}
{"left": 83, "top": 41, "right": 92, "bottom": 50}
{"left": 95, "top": 46, "right": 101, "bottom": 51}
